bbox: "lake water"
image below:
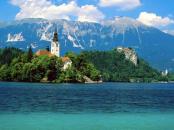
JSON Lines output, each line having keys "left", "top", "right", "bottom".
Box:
{"left": 0, "top": 82, "right": 174, "bottom": 130}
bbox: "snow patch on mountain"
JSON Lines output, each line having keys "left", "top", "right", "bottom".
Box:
{"left": 7, "top": 32, "right": 25, "bottom": 42}
{"left": 134, "top": 26, "right": 142, "bottom": 44}
{"left": 38, "top": 22, "right": 53, "bottom": 41}
{"left": 40, "top": 33, "right": 52, "bottom": 41}
{"left": 68, "top": 34, "right": 75, "bottom": 43}
{"left": 102, "top": 17, "right": 147, "bottom": 35}
{"left": 67, "top": 34, "right": 84, "bottom": 49}
{"left": 30, "top": 43, "right": 38, "bottom": 49}
{"left": 163, "top": 30, "right": 174, "bottom": 36}
{"left": 90, "top": 40, "right": 96, "bottom": 47}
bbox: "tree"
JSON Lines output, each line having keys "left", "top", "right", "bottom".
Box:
{"left": 46, "top": 56, "right": 63, "bottom": 81}
{"left": 10, "top": 62, "right": 23, "bottom": 81}
{"left": 58, "top": 67, "right": 83, "bottom": 83}
{"left": 0, "top": 65, "right": 11, "bottom": 81}
{"left": 22, "top": 63, "right": 33, "bottom": 81}
{"left": 27, "top": 46, "right": 33, "bottom": 62}
{"left": 46, "top": 46, "right": 50, "bottom": 51}
{"left": 0, "top": 47, "right": 23, "bottom": 65}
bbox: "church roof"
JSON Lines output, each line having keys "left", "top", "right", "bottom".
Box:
{"left": 61, "top": 57, "right": 71, "bottom": 63}
{"left": 36, "top": 50, "right": 54, "bottom": 57}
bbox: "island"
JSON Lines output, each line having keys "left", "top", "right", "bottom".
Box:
{"left": 0, "top": 45, "right": 173, "bottom": 83}
{"left": 0, "top": 29, "right": 173, "bottom": 83}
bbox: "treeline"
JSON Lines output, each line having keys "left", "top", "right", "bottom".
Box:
{"left": 0, "top": 47, "right": 170, "bottom": 83}
{"left": 0, "top": 47, "right": 24, "bottom": 65}
{"left": 80, "top": 49, "right": 167, "bottom": 82}
{"left": 0, "top": 47, "right": 100, "bottom": 83}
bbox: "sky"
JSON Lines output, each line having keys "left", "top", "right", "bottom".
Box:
{"left": 0, "top": 0, "right": 174, "bottom": 34}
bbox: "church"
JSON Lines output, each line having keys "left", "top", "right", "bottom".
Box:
{"left": 36, "top": 29, "right": 60, "bottom": 57}
{"left": 36, "top": 29, "right": 72, "bottom": 70}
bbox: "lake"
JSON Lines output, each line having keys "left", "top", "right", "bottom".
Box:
{"left": 0, "top": 82, "right": 174, "bottom": 130}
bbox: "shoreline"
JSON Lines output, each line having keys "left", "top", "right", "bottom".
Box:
{"left": 0, "top": 80, "right": 173, "bottom": 84}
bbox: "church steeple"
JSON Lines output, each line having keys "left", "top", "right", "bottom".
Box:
{"left": 51, "top": 28, "right": 60, "bottom": 57}
{"left": 53, "top": 28, "right": 58, "bottom": 42}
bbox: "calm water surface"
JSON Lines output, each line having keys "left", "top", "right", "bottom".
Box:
{"left": 0, "top": 82, "right": 174, "bottom": 130}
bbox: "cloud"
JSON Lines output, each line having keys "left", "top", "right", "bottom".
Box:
{"left": 77, "top": 5, "right": 105, "bottom": 23}
{"left": 10, "top": 0, "right": 104, "bottom": 23}
{"left": 99, "top": 0, "right": 141, "bottom": 10}
{"left": 137, "top": 12, "right": 174, "bottom": 27}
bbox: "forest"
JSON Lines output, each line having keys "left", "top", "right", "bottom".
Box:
{"left": 0, "top": 47, "right": 171, "bottom": 83}
{"left": 0, "top": 47, "right": 100, "bottom": 83}
{"left": 78, "top": 50, "right": 169, "bottom": 82}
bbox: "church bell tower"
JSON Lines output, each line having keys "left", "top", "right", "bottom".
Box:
{"left": 51, "top": 29, "right": 60, "bottom": 57}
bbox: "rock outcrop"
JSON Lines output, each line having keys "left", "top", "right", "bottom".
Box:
{"left": 117, "top": 46, "right": 138, "bottom": 66}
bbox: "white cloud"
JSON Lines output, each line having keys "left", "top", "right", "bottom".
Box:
{"left": 10, "top": 0, "right": 104, "bottom": 23}
{"left": 137, "top": 12, "right": 174, "bottom": 27}
{"left": 99, "top": 0, "right": 141, "bottom": 10}
{"left": 77, "top": 5, "right": 105, "bottom": 23}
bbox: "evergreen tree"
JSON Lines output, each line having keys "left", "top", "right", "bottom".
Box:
{"left": 27, "top": 46, "right": 33, "bottom": 62}
{"left": 0, "top": 47, "right": 23, "bottom": 65}
{"left": 46, "top": 46, "right": 50, "bottom": 51}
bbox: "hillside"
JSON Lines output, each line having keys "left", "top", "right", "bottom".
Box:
{"left": 0, "top": 47, "right": 166, "bottom": 83}
{"left": 78, "top": 49, "right": 163, "bottom": 82}
{"left": 0, "top": 17, "right": 174, "bottom": 71}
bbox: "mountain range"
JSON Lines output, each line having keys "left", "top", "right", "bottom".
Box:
{"left": 0, "top": 17, "right": 174, "bottom": 71}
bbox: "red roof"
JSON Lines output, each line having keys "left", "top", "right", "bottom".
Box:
{"left": 36, "top": 50, "right": 54, "bottom": 57}
{"left": 61, "top": 57, "right": 71, "bottom": 63}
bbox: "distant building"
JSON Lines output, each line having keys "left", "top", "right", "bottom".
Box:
{"left": 36, "top": 29, "right": 72, "bottom": 70}
{"left": 162, "top": 69, "right": 168, "bottom": 76}
{"left": 61, "top": 57, "right": 72, "bottom": 70}
{"left": 117, "top": 46, "right": 138, "bottom": 66}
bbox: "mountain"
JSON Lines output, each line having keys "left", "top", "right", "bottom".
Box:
{"left": 0, "top": 17, "right": 174, "bottom": 71}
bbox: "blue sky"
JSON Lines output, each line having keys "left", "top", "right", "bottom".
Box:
{"left": 0, "top": 0, "right": 174, "bottom": 33}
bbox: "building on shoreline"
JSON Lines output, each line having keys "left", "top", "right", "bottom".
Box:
{"left": 61, "top": 57, "right": 72, "bottom": 70}
{"left": 161, "top": 69, "right": 168, "bottom": 76}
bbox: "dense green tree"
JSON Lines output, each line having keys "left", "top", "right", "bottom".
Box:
{"left": 46, "top": 56, "right": 63, "bottom": 81}
{"left": 168, "top": 73, "right": 174, "bottom": 81}
{"left": 10, "top": 62, "right": 23, "bottom": 81}
{"left": 58, "top": 67, "right": 83, "bottom": 83}
{"left": 27, "top": 46, "right": 33, "bottom": 62}
{"left": 0, "top": 64, "right": 11, "bottom": 81}
{"left": 22, "top": 63, "right": 33, "bottom": 81}
{"left": 0, "top": 47, "right": 24, "bottom": 65}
